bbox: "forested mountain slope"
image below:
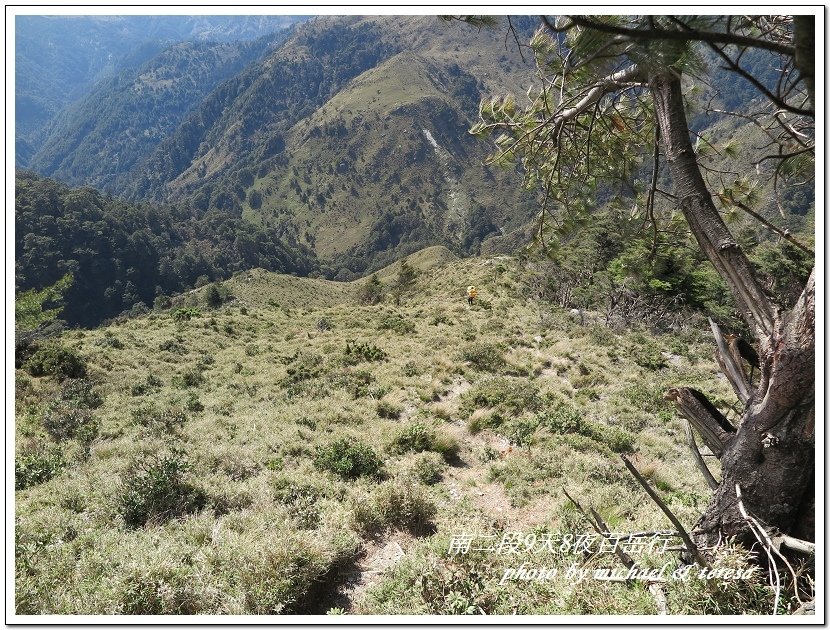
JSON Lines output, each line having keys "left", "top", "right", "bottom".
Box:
{"left": 23, "top": 15, "right": 541, "bottom": 277}
{"left": 15, "top": 15, "right": 304, "bottom": 164}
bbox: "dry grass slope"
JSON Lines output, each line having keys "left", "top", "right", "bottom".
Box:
{"left": 14, "top": 250, "right": 779, "bottom": 616}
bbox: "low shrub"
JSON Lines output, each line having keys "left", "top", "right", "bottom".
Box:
{"left": 403, "top": 361, "right": 420, "bottom": 377}
{"left": 42, "top": 402, "right": 99, "bottom": 443}
{"left": 378, "top": 315, "right": 415, "bottom": 335}
{"left": 457, "top": 343, "right": 506, "bottom": 372}
{"left": 95, "top": 332, "right": 124, "bottom": 349}
{"left": 15, "top": 445, "right": 65, "bottom": 490}
{"left": 314, "top": 438, "right": 384, "bottom": 480}
{"left": 537, "top": 399, "right": 583, "bottom": 434}
{"left": 159, "top": 337, "right": 186, "bottom": 354}
{"left": 118, "top": 450, "right": 207, "bottom": 528}
{"left": 390, "top": 423, "right": 459, "bottom": 461}
{"left": 376, "top": 399, "right": 403, "bottom": 419}
{"left": 460, "top": 377, "right": 542, "bottom": 418}
{"left": 353, "top": 480, "right": 437, "bottom": 535}
{"left": 598, "top": 425, "right": 636, "bottom": 453}
{"left": 327, "top": 368, "right": 374, "bottom": 398}
{"left": 131, "top": 374, "right": 163, "bottom": 397}
{"left": 504, "top": 417, "right": 540, "bottom": 448}
{"left": 272, "top": 477, "right": 324, "bottom": 529}
{"left": 407, "top": 452, "right": 446, "bottom": 485}
{"left": 130, "top": 403, "right": 188, "bottom": 433}
{"left": 538, "top": 403, "right": 635, "bottom": 453}
{"left": 344, "top": 340, "right": 387, "bottom": 364}
{"left": 59, "top": 378, "right": 103, "bottom": 409}
{"left": 316, "top": 317, "right": 333, "bottom": 332}
{"left": 120, "top": 564, "right": 202, "bottom": 614}
{"left": 23, "top": 344, "right": 87, "bottom": 379}
{"left": 282, "top": 352, "right": 324, "bottom": 385}
{"left": 172, "top": 368, "right": 204, "bottom": 389}
{"left": 184, "top": 393, "right": 204, "bottom": 413}
{"left": 466, "top": 410, "right": 505, "bottom": 433}
{"left": 619, "top": 382, "right": 670, "bottom": 415}
{"left": 171, "top": 308, "right": 201, "bottom": 322}
{"left": 628, "top": 333, "right": 667, "bottom": 370}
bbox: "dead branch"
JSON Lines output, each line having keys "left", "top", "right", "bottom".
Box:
{"left": 773, "top": 534, "right": 816, "bottom": 556}
{"left": 621, "top": 455, "right": 709, "bottom": 568}
{"left": 664, "top": 387, "right": 736, "bottom": 458}
{"left": 563, "top": 488, "right": 668, "bottom": 614}
{"left": 709, "top": 318, "right": 752, "bottom": 404}
{"left": 736, "top": 484, "right": 806, "bottom": 611}
{"left": 684, "top": 420, "right": 719, "bottom": 490}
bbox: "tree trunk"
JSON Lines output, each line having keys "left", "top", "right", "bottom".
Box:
{"left": 650, "top": 72, "right": 815, "bottom": 548}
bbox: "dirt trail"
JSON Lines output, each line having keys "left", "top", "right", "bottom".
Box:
{"left": 435, "top": 378, "right": 555, "bottom": 529}
{"left": 332, "top": 377, "right": 551, "bottom": 612}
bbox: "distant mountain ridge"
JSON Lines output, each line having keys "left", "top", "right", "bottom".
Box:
{"left": 15, "top": 15, "right": 307, "bottom": 163}
{"left": 22, "top": 15, "right": 542, "bottom": 278}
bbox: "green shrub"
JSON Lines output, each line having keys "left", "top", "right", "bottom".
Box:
{"left": 118, "top": 450, "right": 206, "bottom": 528}
{"left": 314, "top": 438, "right": 384, "bottom": 480}
{"left": 505, "top": 417, "right": 540, "bottom": 447}
{"left": 204, "top": 284, "right": 223, "bottom": 309}
{"left": 628, "top": 334, "right": 667, "bottom": 370}
{"left": 120, "top": 564, "right": 202, "bottom": 614}
{"left": 353, "top": 480, "right": 437, "bottom": 535}
{"left": 131, "top": 374, "right": 163, "bottom": 396}
{"left": 172, "top": 368, "right": 204, "bottom": 389}
{"left": 467, "top": 410, "right": 505, "bottom": 433}
{"left": 159, "top": 337, "right": 186, "bottom": 354}
{"left": 599, "top": 425, "right": 636, "bottom": 453}
{"left": 403, "top": 361, "right": 420, "bottom": 377}
{"left": 15, "top": 445, "right": 65, "bottom": 490}
{"left": 457, "top": 342, "right": 506, "bottom": 372}
{"left": 587, "top": 325, "right": 617, "bottom": 347}
{"left": 171, "top": 308, "right": 201, "bottom": 322}
{"left": 408, "top": 452, "right": 446, "bottom": 485}
{"left": 272, "top": 477, "right": 324, "bottom": 529}
{"left": 378, "top": 315, "right": 415, "bottom": 334}
{"left": 130, "top": 403, "right": 188, "bottom": 433}
{"left": 376, "top": 399, "right": 403, "bottom": 419}
{"left": 42, "top": 402, "right": 99, "bottom": 443}
{"left": 344, "top": 340, "right": 387, "bottom": 363}
{"left": 282, "top": 352, "right": 324, "bottom": 385}
{"left": 23, "top": 344, "right": 87, "bottom": 379}
{"left": 184, "top": 393, "right": 204, "bottom": 413}
{"left": 460, "top": 377, "right": 542, "bottom": 418}
{"left": 358, "top": 274, "right": 384, "bottom": 305}
{"left": 537, "top": 399, "right": 583, "bottom": 434}
{"left": 620, "top": 382, "right": 669, "bottom": 415}
{"left": 59, "top": 378, "right": 103, "bottom": 408}
{"left": 196, "top": 353, "right": 215, "bottom": 368}
{"left": 95, "top": 331, "right": 124, "bottom": 349}
{"left": 390, "top": 423, "right": 459, "bottom": 460}
{"left": 327, "top": 368, "right": 374, "bottom": 398}
{"left": 391, "top": 423, "right": 433, "bottom": 453}
{"left": 316, "top": 317, "right": 333, "bottom": 331}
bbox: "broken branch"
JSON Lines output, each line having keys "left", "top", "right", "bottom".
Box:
{"left": 621, "top": 455, "right": 709, "bottom": 568}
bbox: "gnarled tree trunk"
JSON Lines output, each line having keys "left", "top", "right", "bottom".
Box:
{"left": 650, "top": 72, "right": 815, "bottom": 548}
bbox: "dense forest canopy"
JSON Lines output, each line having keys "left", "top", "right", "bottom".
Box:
{"left": 15, "top": 171, "right": 316, "bottom": 327}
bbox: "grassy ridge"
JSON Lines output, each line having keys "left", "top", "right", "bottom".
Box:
{"left": 15, "top": 251, "right": 773, "bottom": 615}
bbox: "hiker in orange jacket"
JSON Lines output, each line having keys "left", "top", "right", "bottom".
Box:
{"left": 467, "top": 285, "right": 477, "bottom": 306}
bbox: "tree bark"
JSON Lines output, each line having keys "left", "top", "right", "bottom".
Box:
{"left": 651, "top": 73, "right": 815, "bottom": 548}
